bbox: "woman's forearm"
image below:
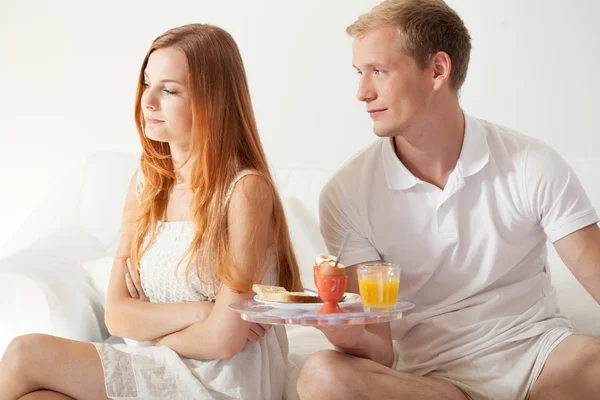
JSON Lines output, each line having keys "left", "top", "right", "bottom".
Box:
{"left": 156, "top": 318, "right": 246, "bottom": 360}
{"left": 105, "top": 299, "right": 214, "bottom": 342}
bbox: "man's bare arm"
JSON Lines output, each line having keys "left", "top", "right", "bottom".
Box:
{"left": 554, "top": 223, "right": 600, "bottom": 303}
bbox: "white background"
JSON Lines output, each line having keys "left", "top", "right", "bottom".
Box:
{"left": 1, "top": 0, "right": 599, "bottom": 257}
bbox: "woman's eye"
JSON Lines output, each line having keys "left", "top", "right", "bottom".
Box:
{"left": 163, "top": 89, "right": 176, "bottom": 95}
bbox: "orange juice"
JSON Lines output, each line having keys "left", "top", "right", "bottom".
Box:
{"left": 358, "top": 274, "right": 400, "bottom": 310}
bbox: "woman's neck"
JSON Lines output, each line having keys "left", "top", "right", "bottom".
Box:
{"left": 169, "top": 143, "right": 193, "bottom": 187}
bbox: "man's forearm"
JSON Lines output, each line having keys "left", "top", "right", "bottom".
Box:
{"left": 571, "top": 257, "right": 600, "bottom": 303}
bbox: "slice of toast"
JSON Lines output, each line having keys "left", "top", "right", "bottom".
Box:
{"left": 261, "top": 291, "right": 323, "bottom": 304}
{"left": 252, "top": 284, "right": 287, "bottom": 297}
{"left": 252, "top": 284, "right": 323, "bottom": 303}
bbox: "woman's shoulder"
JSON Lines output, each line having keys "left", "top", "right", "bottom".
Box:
{"left": 225, "top": 169, "right": 268, "bottom": 203}
{"left": 231, "top": 169, "right": 260, "bottom": 186}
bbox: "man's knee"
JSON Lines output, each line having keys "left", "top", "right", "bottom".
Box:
{"left": 577, "top": 343, "right": 600, "bottom": 392}
{"left": 531, "top": 337, "right": 600, "bottom": 398}
{"left": 297, "top": 350, "right": 356, "bottom": 400}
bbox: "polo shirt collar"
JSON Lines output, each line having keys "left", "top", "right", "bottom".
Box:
{"left": 382, "top": 113, "right": 489, "bottom": 191}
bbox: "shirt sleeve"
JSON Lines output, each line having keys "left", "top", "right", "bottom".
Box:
{"left": 319, "top": 177, "right": 381, "bottom": 267}
{"left": 524, "top": 139, "right": 599, "bottom": 242}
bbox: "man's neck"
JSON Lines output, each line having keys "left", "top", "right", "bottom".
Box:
{"left": 393, "top": 106, "right": 465, "bottom": 190}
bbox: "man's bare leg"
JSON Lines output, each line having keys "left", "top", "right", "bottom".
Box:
{"left": 0, "top": 334, "right": 109, "bottom": 400}
{"left": 297, "top": 350, "right": 469, "bottom": 400}
{"left": 530, "top": 334, "right": 600, "bottom": 400}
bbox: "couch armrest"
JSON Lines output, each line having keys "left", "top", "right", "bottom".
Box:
{"left": 0, "top": 229, "right": 110, "bottom": 357}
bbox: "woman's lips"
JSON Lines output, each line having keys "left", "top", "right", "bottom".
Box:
{"left": 145, "top": 117, "right": 164, "bottom": 124}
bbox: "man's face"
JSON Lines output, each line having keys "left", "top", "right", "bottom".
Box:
{"left": 352, "top": 26, "right": 433, "bottom": 138}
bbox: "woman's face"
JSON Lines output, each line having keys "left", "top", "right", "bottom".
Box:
{"left": 141, "top": 47, "right": 192, "bottom": 146}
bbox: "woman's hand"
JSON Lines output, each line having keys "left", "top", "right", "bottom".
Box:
{"left": 247, "top": 323, "right": 272, "bottom": 342}
{"left": 125, "top": 258, "right": 149, "bottom": 302}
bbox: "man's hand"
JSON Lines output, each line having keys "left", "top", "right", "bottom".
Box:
{"left": 125, "top": 258, "right": 149, "bottom": 301}
{"left": 316, "top": 324, "right": 367, "bottom": 350}
{"left": 316, "top": 322, "right": 394, "bottom": 367}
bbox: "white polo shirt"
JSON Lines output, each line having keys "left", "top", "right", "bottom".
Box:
{"left": 320, "top": 114, "right": 599, "bottom": 373}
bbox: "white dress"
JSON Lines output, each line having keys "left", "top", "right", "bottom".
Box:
{"left": 93, "top": 170, "right": 290, "bottom": 400}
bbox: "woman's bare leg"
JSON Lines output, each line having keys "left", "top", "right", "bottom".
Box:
{"left": 20, "top": 391, "right": 74, "bottom": 399}
{"left": 0, "top": 334, "right": 109, "bottom": 400}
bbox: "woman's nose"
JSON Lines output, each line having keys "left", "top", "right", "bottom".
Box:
{"left": 141, "top": 88, "right": 158, "bottom": 110}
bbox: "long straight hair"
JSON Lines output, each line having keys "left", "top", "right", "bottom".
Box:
{"left": 130, "top": 24, "right": 301, "bottom": 293}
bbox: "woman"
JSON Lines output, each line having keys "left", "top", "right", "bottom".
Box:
{"left": 0, "top": 24, "right": 302, "bottom": 399}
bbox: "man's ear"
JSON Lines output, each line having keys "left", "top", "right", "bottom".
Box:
{"left": 431, "top": 51, "right": 452, "bottom": 91}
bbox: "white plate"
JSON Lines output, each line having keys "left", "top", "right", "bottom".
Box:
{"left": 253, "top": 292, "right": 362, "bottom": 310}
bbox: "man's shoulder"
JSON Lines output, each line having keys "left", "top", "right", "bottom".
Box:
{"left": 323, "top": 139, "right": 384, "bottom": 192}
{"left": 321, "top": 139, "right": 386, "bottom": 200}
{"left": 470, "top": 115, "right": 567, "bottom": 184}
{"left": 474, "top": 116, "right": 535, "bottom": 146}
{"left": 471, "top": 115, "right": 542, "bottom": 160}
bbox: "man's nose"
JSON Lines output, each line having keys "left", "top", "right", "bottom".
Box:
{"left": 356, "top": 76, "right": 376, "bottom": 103}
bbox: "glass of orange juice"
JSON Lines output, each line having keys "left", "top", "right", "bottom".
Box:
{"left": 356, "top": 263, "right": 400, "bottom": 312}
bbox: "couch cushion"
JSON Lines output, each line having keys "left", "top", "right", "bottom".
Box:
{"left": 0, "top": 273, "right": 50, "bottom": 356}
{"left": 0, "top": 229, "right": 110, "bottom": 357}
{"left": 79, "top": 151, "right": 138, "bottom": 255}
{"left": 82, "top": 255, "right": 114, "bottom": 305}
{"left": 275, "top": 167, "right": 333, "bottom": 289}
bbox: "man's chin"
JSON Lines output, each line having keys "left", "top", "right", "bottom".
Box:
{"left": 372, "top": 125, "right": 395, "bottom": 138}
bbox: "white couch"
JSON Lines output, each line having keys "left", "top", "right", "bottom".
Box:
{"left": 1, "top": 151, "right": 599, "bottom": 393}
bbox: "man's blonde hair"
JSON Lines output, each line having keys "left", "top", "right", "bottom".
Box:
{"left": 347, "top": 0, "right": 471, "bottom": 90}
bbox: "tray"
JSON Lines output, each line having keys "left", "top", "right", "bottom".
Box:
{"left": 229, "top": 300, "right": 414, "bottom": 326}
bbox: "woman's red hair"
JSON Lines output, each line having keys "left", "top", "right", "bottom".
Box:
{"left": 130, "top": 24, "right": 301, "bottom": 293}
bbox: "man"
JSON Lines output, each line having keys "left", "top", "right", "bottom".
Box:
{"left": 296, "top": 1, "right": 600, "bottom": 399}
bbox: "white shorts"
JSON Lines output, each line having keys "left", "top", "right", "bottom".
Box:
{"left": 410, "top": 326, "right": 573, "bottom": 400}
